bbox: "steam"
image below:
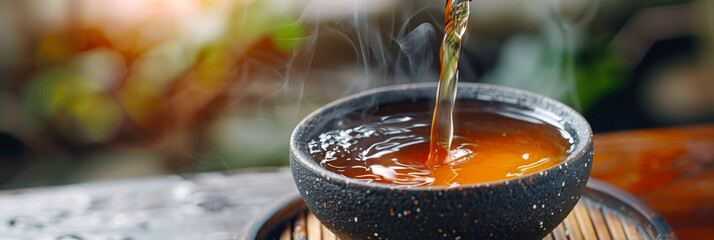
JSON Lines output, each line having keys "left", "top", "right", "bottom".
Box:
{"left": 395, "top": 23, "right": 438, "bottom": 83}
{"left": 212, "top": 1, "right": 448, "bottom": 169}
{"left": 297, "top": 0, "right": 444, "bottom": 94}
{"left": 215, "top": 0, "right": 597, "bottom": 169}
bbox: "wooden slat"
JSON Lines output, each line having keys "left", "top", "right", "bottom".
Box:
{"left": 563, "top": 213, "right": 584, "bottom": 240}
{"left": 585, "top": 201, "right": 612, "bottom": 240}
{"left": 280, "top": 221, "right": 292, "bottom": 240}
{"left": 293, "top": 212, "right": 307, "bottom": 240}
{"left": 552, "top": 222, "right": 567, "bottom": 240}
{"left": 573, "top": 203, "right": 598, "bottom": 239}
{"left": 276, "top": 199, "right": 660, "bottom": 240}
{"left": 603, "top": 209, "right": 627, "bottom": 240}
{"left": 307, "top": 212, "right": 322, "bottom": 240}
{"left": 638, "top": 227, "right": 652, "bottom": 240}
{"left": 621, "top": 216, "right": 641, "bottom": 240}
{"left": 321, "top": 225, "right": 336, "bottom": 240}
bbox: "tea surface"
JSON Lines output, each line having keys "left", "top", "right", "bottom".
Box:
{"left": 309, "top": 103, "right": 571, "bottom": 187}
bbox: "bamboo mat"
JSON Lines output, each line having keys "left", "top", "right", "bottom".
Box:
{"left": 273, "top": 198, "right": 652, "bottom": 240}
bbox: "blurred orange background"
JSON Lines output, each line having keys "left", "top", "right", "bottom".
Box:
{"left": 0, "top": 0, "right": 712, "bottom": 188}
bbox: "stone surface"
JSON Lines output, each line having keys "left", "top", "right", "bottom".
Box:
{"left": 0, "top": 168, "right": 296, "bottom": 240}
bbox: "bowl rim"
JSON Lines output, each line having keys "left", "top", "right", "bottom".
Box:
{"left": 290, "top": 82, "right": 593, "bottom": 191}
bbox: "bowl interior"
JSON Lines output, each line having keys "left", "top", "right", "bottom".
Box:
{"left": 290, "top": 82, "right": 592, "bottom": 189}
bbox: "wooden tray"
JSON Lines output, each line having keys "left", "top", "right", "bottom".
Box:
{"left": 241, "top": 179, "right": 676, "bottom": 240}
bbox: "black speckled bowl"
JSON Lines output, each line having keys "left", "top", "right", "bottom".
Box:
{"left": 289, "top": 83, "right": 593, "bottom": 240}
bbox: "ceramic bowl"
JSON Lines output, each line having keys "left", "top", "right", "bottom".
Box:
{"left": 290, "top": 83, "right": 593, "bottom": 239}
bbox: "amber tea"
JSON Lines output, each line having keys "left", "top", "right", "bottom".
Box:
{"left": 308, "top": 102, "right": 571, "bottom": 187}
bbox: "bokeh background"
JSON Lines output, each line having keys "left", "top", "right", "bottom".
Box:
{"left": 0, "top": 0, "right": 712, "bottom": 189}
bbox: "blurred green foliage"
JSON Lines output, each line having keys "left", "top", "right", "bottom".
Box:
{"left": 575, "top": 48, "right": 630, "bottom": 112}
{"left": 0, "top": 0, "right": 310, "bottom": 188}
